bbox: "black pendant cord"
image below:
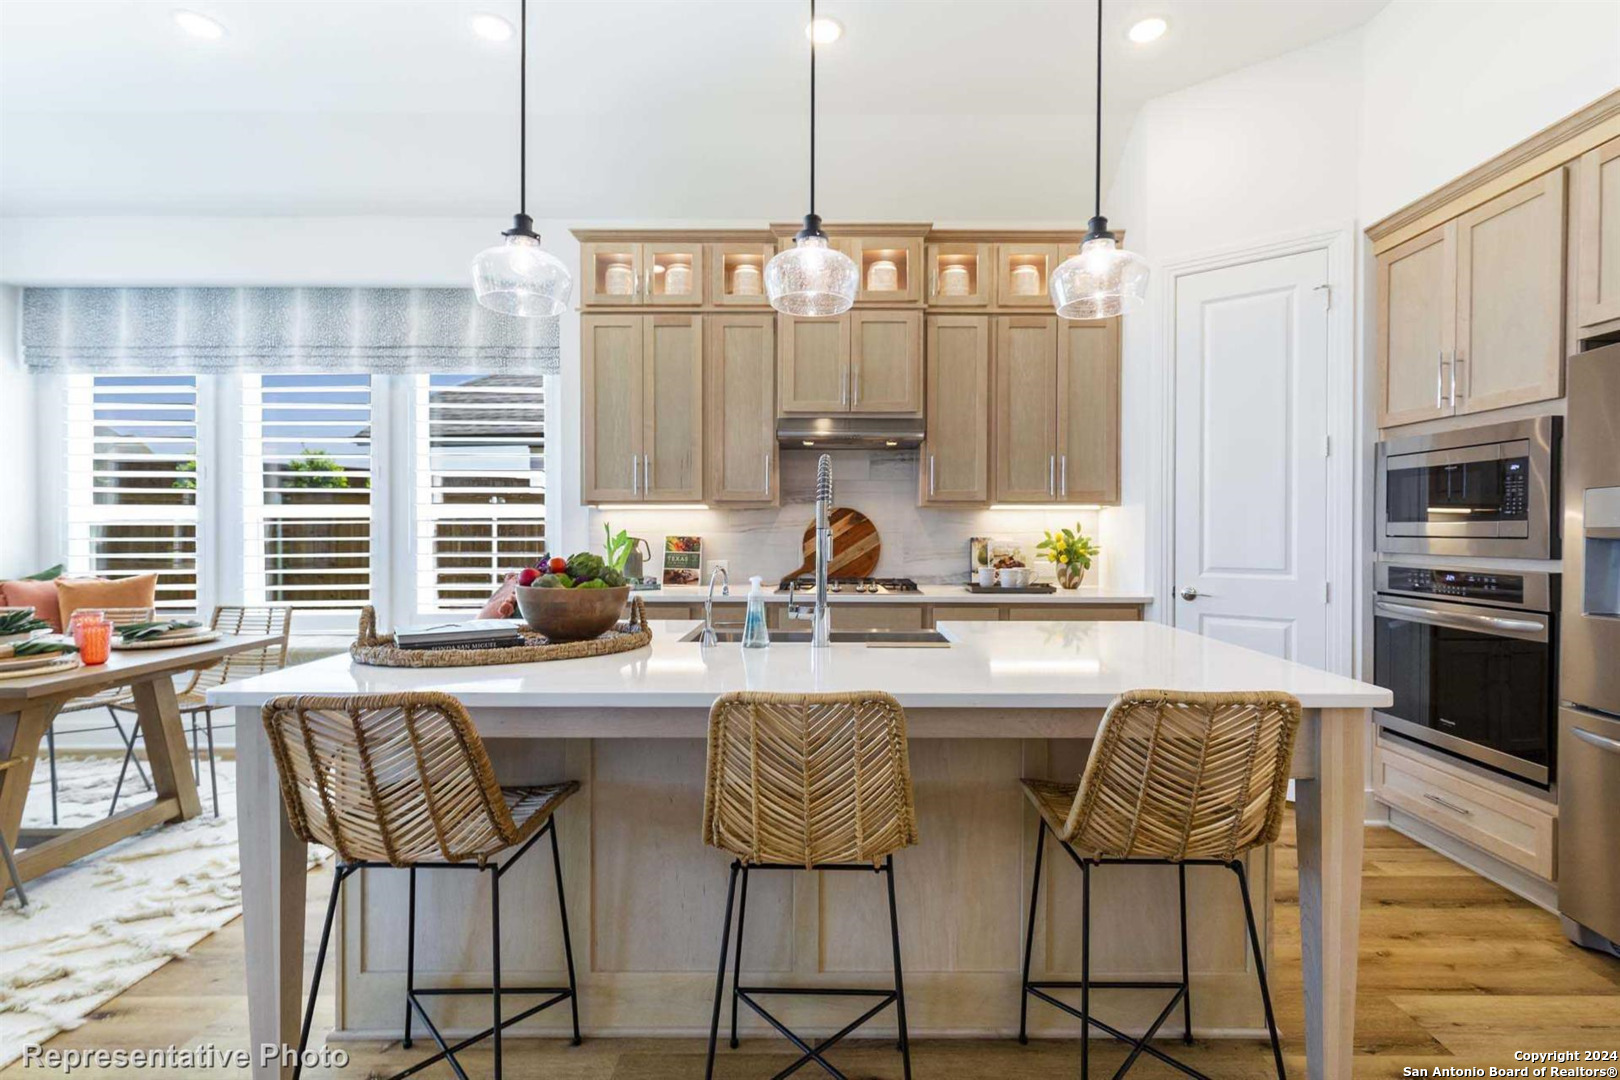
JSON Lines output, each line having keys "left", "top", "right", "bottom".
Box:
{"left": 809, "top": 0, "right": 816, "bottom": 221}
{"left": 519, "top": 0, "right": 527, "bottom": 218}
{"left": 1094, "top": 0, "right": 1102, "bottom": 222}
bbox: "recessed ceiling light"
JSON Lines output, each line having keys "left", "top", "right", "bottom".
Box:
{"left": 805, "top": 17, "right": 842, "bottom": 44}
{"left": 172, "top": 9, "right": 225, "bottom": 39}
{"left": 1127, "top": 17, "right": 1168, "bottom": 44}
{"left": 470, "top": 12, "right": 515, "bottom": 42}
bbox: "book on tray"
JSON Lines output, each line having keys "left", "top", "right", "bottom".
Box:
{"left": 395, "top": 620, "right": 526, "bottom": 651}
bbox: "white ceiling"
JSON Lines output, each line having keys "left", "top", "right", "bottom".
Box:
{"left": 0, "top": 0, "right": 1387, "bottom": 221}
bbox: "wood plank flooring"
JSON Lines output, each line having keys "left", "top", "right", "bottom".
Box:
{"left": 5, "top": 817, "right": 1618, "bottom": 1078}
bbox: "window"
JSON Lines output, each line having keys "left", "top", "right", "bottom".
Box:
{"left": 414, "top": 374, "right": 546, "bottom": 612}
{"left": 241, "top": 375, "right": 373, "bottom": 610}
{"left": 64, "top": 375, "right": 200, "bottom": 612}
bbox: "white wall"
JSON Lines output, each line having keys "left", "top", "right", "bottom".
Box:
{"left": 1359, "top": 0, "right": 1620, "bottom": 225}
{"left": 0, "top": 286, "right": 39, "bottom": 576}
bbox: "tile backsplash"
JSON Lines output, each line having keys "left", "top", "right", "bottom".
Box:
{"left": 587, "top": 449, "right": 1110, "bottom": 587}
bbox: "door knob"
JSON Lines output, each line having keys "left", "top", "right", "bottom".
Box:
{"left": 1179, "top": 587, "right": 1199, "bottom": 601}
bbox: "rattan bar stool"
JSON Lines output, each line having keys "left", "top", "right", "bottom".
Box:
{"left": 1017, "top": 689, "right": 1301, "bottom": 1080}
{"left": 262, "top": 692, "right": 582, "bottom": 1080}
{"left": 702, "top": 691, "right": 920, "bottom": 1080}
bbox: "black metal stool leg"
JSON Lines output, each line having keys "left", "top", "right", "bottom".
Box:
{"left": 548, "top": 819, "right": 582, "bottom": 1046}
{"left": 490, "top": 865, "right": 502, "bottom": 1080}
{"left": 293, "top": 866, "right": 349, "bottom": 1080}
{"left": 1179, "top": 863, "right": 1193, "bottom": 1044}
{"left": 730, "top": 863, "right": 750, "bottom": 1049}
{"left": 1019, "top": 819, "right": 1047, "bottom": 1045}
{"left": 885, "top": 855, "right": 912, "bottom": 1079}
{"left": 1081, "top": 858, "right": 1092, "bottom": 1080}
{"left": 705, "top": 861, "right": 740, "bottom": 1080}
{"left": 403, "top": 866, "right": 416, "bottom": 1049}
{"left": 1234, "top": 860, "right": 1286, "bottom": 1080}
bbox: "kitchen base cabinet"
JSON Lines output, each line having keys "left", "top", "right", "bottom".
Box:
{"left": 831, "top": 605, "right": 927, "bottom": 632}
{"left": 929, "top": 605, "right": 1002, "bottom": 622}
{"left": 1005, "top": 604, "right": 1141, "bottom": 622}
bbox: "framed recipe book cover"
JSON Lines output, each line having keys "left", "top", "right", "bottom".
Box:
{"left": 662, "top": 535, "right": 702, "bottom": 586}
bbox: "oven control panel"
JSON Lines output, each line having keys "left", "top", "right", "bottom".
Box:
{"left": 1384, "top": 566, "right": 1525, "bottom": 605}
{"left": 1502, "top": 457, "right": 1529, "bottom": 518}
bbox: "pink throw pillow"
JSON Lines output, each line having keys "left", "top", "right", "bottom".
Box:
{"left": 1, "top": 577, "right": 69, "bottom": 631}
{"left": 478, "top": 574, "right": 520, "bottom": 620}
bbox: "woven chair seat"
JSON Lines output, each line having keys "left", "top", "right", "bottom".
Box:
{"left": 59, "top": 686, "right": 138, "bottom": 714}
{"left": 1021, "top": 777, "right": 1082, "bottom": 836}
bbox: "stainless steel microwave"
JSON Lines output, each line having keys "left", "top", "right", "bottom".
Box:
{"left": 1375, "top": 416, "right": 1559, "bottom": 559}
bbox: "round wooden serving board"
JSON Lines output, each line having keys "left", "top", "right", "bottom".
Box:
{"left": 784, "top": 508, "right": 882, "bottom": 580}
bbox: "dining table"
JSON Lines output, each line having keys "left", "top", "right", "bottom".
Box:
{"left": 0, "top": 632, "right": 282, "bottom": 883}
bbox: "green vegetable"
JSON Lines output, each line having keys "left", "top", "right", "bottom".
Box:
{"left": 577, "top": 578, "right": 609, "bottom": 590}
{"left": 535, "top": 573, "right": 573, "bottom": 589}
{"left": 598, "top": 567, "right": 625, "bottom": 588}
{"left": 0, "top": 609, "right": 52, "bottom": 636}
{"left": 603, "top": 525, "right": 635, "bottom": 574}
{"left": 564, "top": 552, "right": 606, "bottom": 583}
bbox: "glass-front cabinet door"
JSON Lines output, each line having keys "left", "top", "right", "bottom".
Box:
{"left": 582, "top": 242, "right": 644, "bottom": 305}
{"left": 644, "top": 243, "right": 705, "bottom": 306}
{"left": 926, "top": 242, "right": 992, "bottom": 307}
{"left": 996, "top": 243, "right": 1061, "bottom": 308}
{"left": 709, "top": 243, "right": 775, "bottom": 307}
{"left": 853, "top": 237, "right": 924, "bottom": 304}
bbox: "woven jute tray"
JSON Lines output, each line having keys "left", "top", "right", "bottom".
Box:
{"left": 350, "top": 598, "right": 652, "bottom": 668}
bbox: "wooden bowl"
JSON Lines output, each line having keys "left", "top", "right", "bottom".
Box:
{"left": 515, "top": 583, "right": 631, "bottom": 643}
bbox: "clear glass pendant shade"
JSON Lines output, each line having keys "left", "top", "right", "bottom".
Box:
{"left": 472, "top": 234, "right": 573, "bottom": 318}
{"left": 1050, "top": 235, "right": 1149, "bottom": 320}
{"left": 765, "top": 235, "right": 858, "bottom": 317}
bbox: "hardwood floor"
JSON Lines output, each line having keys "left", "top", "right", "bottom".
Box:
{"left": 5, "top": 817, "right": 1618, "bottom": 1078}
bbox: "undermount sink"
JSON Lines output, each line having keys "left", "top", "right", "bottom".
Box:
{"left": 681, "top": 628, "right": 950, "bottom": 646}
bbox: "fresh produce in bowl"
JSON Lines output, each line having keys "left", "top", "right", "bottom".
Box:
{"left": 511, "top": 551, "right": 631, "bottom": 641}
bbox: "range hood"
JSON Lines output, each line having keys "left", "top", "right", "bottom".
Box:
{"left": 776, "top": 416, "right": 925, "bottom": 450}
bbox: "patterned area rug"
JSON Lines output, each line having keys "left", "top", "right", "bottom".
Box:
{"left": 0, "top": 754, "right": 313, "bottom": 1067}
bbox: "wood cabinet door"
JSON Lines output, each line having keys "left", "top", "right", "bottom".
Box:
{"left": 993, "top": 315, "right": 1059, "bottom": 502}
{"left": 1456, "top": 170, "right": 1566, "bottom": 415}
{"left": 922, "top": 315, "right": 989, "bottom": 505}
{"left": 926, "top": 243, "right": 993, "bottom": 306}
{"left": 853, "top": 237, "right": 924, "bottom": 304}
{"left": 778, "top": 314, "right": 851, "bottom": 414}
{"left": 1376, "top": 224, "right": 1456, "bottom": 427}
{"left": 996, "top": 243, "right": 1061, "bottom": 308}
{"left": 850, "top": 310, "right": 923, "bottom": 414}
{"left": 581, "top": 242, "right": 644, "bottom": 306}
{"left": 642, "top": 315, "right": 704, "bottom": 502}
{"left": 582, "top": 314, "right": 645, "bottom": 501}
{"left": 1056, "top": 317, "right": 1120, "bottom": 505}
{"left": 1579, "top": 136, "right": 1620, "bottom": 328}
{"left": 643, "top": 243, "right": 705, "bottom": 306}
{"left": 707, "top": 314, "right": 778, "bottom": 505}
{"left": 709, "top": 243, "right": 775, "bottom": 308}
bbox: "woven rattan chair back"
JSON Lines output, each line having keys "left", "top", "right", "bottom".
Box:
{"left": 1063, "top": 690, "right": 1302, "bottom": 862}
{"left": 261, "top": 691, "right": 525, "bottom": 867}
{"left": 703, "top": 691, "right": 919, "bottom": 868}
{"left": 184, "top": 606, "right": 294, "bottom": 695}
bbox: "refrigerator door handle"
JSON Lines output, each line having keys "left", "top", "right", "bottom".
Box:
{"left": 1572, "top": 726, "right": 1620, "bottom": 755}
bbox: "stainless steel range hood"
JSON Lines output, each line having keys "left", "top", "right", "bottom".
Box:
{"left": 776, "top": 417, "right": 925, "bottom": 450}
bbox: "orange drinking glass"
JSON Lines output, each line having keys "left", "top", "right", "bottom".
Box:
{"left": 77, "top": 615, "right": 111, "bottom": 666}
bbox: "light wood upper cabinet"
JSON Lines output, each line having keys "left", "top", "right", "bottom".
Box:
{"left": 1455, "top": 169, "right": 1565, "bottom": 415}
{"left": 582, "top": 243, "right": 645, "bottom": 306}
{"left": 852, "top": 237, "right": 924, "bottom": 304}
{"left": 926, "top": 242, "right": 992, "bottom": 307}
{"left": 777, "top": 314, "right": 850, "bottom": 414}
{"left": 1579, "top": 135, "right": 1620, "bottom": 329}
{"left": 582, "top": 314, "right": 645, "bottom": 501}
{"left": 582, "top": 314, "right": 702, "bottom": 503}
{"left": 1376, "top": 224, "right": 1457, "bottom": 427}
{"left": 707, "top": 314, "right": 778, "bottom": 505}
{"left": 996, "top": 244, "right": 1061, "bottom": 308}
{"left": 642, "top": 315, "right": 704, "bottom": 501}
{"left": 582, "top": 243, "right": 704, "bottom": 306}
{"left": 709, "top": 243, "right": 775, "bottom": 308}
{"left": 1057, "top": 318, "right": 1121, "bottom": 504}
{"left": 644, "top": 243, "right": 705, "bottom": 306}
{"left": 851, "top": 310, "right": 923, "bottom": 414}
{"left": 993, "top": 315, "right": 1060, "bottom": 502}
{"left": 922, "top": 316, "right": 989, "bottom": 505}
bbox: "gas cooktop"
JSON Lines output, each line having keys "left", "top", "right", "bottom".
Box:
{"left": 776, "top": 576, "right": 921, "bottom": 595}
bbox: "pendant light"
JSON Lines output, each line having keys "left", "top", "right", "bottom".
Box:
{"left": 1050, "top": 0, "right": 1148, "bottom": 320}
{"left": 472, "top": 0, "right": 572, "bottom": 318}
{"left": 765, "top": 0, "right": 858, "bottom": 318}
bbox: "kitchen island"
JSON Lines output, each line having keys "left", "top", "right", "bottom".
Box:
{"left": 214, "top": 618, "right": 1389, "bottom": 1080}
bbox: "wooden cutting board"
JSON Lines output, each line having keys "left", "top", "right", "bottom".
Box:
{"left": 783, "top": 508, "right": 882, "bottom": 581}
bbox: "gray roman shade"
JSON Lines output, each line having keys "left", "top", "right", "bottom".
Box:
{"left": 20, "top": 287, "right": 561, "bottom": 374}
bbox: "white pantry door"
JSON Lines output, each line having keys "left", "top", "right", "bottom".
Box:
{"left": 1173, "top": 249, "right": 1330, "bottom": 665}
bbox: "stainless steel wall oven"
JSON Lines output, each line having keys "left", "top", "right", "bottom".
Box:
{"left": 1376, "top": 416, "right": 1558, "bottom": 559}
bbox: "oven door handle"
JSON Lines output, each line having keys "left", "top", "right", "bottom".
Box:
{"left": 1374, "top": 600, "right": 1548, "bottom": 641}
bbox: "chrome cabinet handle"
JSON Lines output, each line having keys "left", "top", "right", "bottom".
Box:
{"left": 1061, "top": 454, "right": 1068, "bottom": 497}
{"left": 929, "top": 452, "right": 937, "bottom": 497}
{"left": 631, "top": 454, "right": 639, "bottom": 496}
{"left": 1179, "top": 587, "right": 1198, "bottom": 601}
{"left": 643, "top": 453, "right": 651, "bottom": 494}
{"left": 841, "top": 366, "right": 849, "bottom": 408}
{"left": 851, "top": 361, "right": 860, "bottom": 409}
{"left": 1423, "top": 792, "right": 1473, "bottom": 817}
{"left": 1452, "top": 354, "right": 1466, "bottom": 407}
{"left": 1436, "top": 351, "right": 1450, "bottom": 410}
{"left": 1573, "top": 727, "right": 1620, "bottom": 755}
{"left": 763, "top": 452, "right": 772, "bottom": 496}
{"left": 1048, "top": 455, "right": 1055, "bottom": 496}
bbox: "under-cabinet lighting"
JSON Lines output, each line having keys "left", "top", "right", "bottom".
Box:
{"left": 989, "top": 504, "right": 1105, "bottom": 511}
{"left": 1127, "top": 17, "right": 1168, "bottom": 44}
{"left": 469, "top": 12, "right": 515, "bottom": 41}
{"left": 173, "top": 9, "right": 226, "bottom": 39}
{"left": 596, "top": 504, "right": 710, "bottom": 511}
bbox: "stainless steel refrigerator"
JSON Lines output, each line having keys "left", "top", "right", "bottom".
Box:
{"left": 1559, "top": 341, "right": 1620, "bottom": 957}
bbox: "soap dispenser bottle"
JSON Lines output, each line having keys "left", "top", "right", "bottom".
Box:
{"left": 742, "top": 575, "right": 770, "bottom": 649}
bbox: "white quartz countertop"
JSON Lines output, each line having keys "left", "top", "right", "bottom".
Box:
{"left": 634, "top": 584, "right": 1152, "bottom": 605}
{"left": 210, "top": 619, "right": 1389, "bottom": 711}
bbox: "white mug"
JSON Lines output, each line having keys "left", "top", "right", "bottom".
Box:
{"left": 977, "top": 566, "right": 996, "bottom": 588}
